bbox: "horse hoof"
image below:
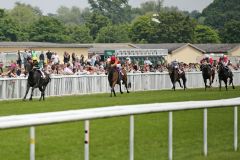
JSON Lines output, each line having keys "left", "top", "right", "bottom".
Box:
{"left": 121, "top": 92, "right": 123, "bottom": 94}
{"left": 127, "top": 91, "right": 130, "bottom": 93}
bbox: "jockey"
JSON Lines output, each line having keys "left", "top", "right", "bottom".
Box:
{"left": 201, "top": 54, "right": 213, "bottom": 67}
{"left": 218, "top": 54, "right": 229, "bottom": 70}
{"left": 171, "top": 59, "right": 182, "bottom": 73}
{"left": 32, "top": 57, "right": 46, "bottom": 78}
{"left": 110, "top": 55, "right": 123, "bottom": 81}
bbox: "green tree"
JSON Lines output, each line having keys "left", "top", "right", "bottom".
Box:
{"left": 85, "top": 12, "right": 111, "bottom": 40}
{"left": 194, "top": 25, "right": 220, "bottom": 43}
{"left": 95, "top": 24, "right": 130, "bottom": 43}
{"left": 29, "top": 16, "right": 69, "bottom": 42}
{"left": 0, "top": 10, "right": 19, "bottom": 41}
{"left": 65, "top": 25, "right": 93, "bottom": 43}
{"left": 202, "top": 0, "right": 240, "bottom": 29}
{"left": 8, "top": 2, "right": 42, "bottom": 24}
{"left": 130, "top": 11, "right": 196, "bottom": 43}
{"left": 88, "top": 0, "right": 131, "bottom": 24}
{"left": 222, "top": 20, "right": 240, "bottom": 43}
{"left": 56, "top": 6, "right": 83, "bottom": 25}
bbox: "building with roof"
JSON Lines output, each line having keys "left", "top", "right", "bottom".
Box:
{"left": 195, "top": 44, "right": 240, "bottom": 64}
{"left": 134, "top": 43, "right": 206, "bottom": 64}
{"left": 0, "top": 42, "right": 92, "bottom": 63}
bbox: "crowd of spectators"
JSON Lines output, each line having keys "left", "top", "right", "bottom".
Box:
{"left": 0, "top": 49, "right": 239, "bottom": 78}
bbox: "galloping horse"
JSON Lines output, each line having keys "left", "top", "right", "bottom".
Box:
{"left": 107, "top": 65, "right": 129, "bottom": 97}
{"left": 200, "top": 63, "right": 215, "bottom": 91}
{"left": 167, "top": 65, "right": 187, "bottom": 91}
{"left": 23, "top": 69, "right": 51, "bottom": 101}
{"left": 217, "top": 63, "right": 235, "bottom": 91}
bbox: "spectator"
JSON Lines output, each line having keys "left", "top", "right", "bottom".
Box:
{"left": 51, "top": 52, "right": 60, "bottom": 65}
{"left": 39, "top": 51, "right": 45, "bottom": 69}
{"left": 0, "top": 61, "right": 3, "bottom": 73}
{"left": 64, "top": 63, "right": 73, "bottom": 75}
{"left": 63, "top": 51, "right": 70, "bottom": 64}
{"left": 16, "top": 50, "right": 22, "bottom": 68}
{"left": 72, "top": 52, "right": 76, "bottom": 64}
{"left": 46, "top": 50, "right": 53, "bottom": 63}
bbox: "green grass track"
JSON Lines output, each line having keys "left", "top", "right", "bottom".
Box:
{"left": 0, "top": 87, "right": 240, "bottom": 160}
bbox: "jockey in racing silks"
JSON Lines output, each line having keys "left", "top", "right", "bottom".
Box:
{"left": 218, "top": 54, "right": 229, "bottom": 70}
{"left": 171, "top": 59, "right": 182, "bottom": 74}
{"left": 32, "top": 57, "right": 46, "bottom": 78}
{"left": 110, "top": 55, "right": 123, "bottom": 82}
{"left": 200, "top": 54, "right": 213, "bottom": 67}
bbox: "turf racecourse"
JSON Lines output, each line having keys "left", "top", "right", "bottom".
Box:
{"left": 0, "top": 87, "right": 240, "bottom": 160}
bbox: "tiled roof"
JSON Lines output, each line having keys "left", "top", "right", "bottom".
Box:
{"left": 133, "top": 43, "right": 186, "bottom": 52}
{"left": 194, "top": 44, "right": 240, "bottom": 53}
{"left": 0, "top": 42, "right": 92, "bottom": 48}
{"left": 88, "top": 43, "right": 136, "bottom": 54}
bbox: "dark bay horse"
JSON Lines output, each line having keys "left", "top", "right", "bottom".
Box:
{"left": 107, "top": 66, "right": 129, "bottom": 97}
{"left": 23, "top": 69, "right": 51, "bottom": 101}
{"left": 200, "top": 63, "right": 215, "bottom": 91}
{"left": 167, "top": 65, "right": 187, "bottom": 91}
{"left": 217, "top": 63, "right": 235, "bottom": 91}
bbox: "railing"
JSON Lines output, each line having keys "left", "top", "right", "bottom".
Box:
{"left": 0, "top": 98, "right": 239, "bottom": 160}
{"left": 1, "top": 71, "right": 240, "bottom": 100}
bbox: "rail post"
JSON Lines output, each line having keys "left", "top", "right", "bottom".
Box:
{"left": 130, "top": 115, "right": 134, "bottom": 160}
{"left": 85, "top": 120, "right": 90, "bottom": 160}
{"left": 169, "top": 111, "right": 173, "bottom": 160}
{"left": 203, "top": 108, "right": 208, "bottom": 156}
{"left": 30, "top": 126, "right": 35, "bottom": 160}
{"left": 234, "top": 106, "right": 238, "bottom": 151}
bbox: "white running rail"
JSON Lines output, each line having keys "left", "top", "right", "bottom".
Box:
{"left": 0, "top": 71, "right": 240, "bottom": 100}
{"left": 0, "top": 97, "right": 239, "bottom": 160}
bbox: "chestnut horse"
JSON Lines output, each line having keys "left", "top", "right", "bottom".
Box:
{"left": 107, "top": 65, "right": 130, "bottom": 97}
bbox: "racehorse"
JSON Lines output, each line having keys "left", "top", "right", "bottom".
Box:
{"left": 23, "top": 69, "right": 51, "bottom": 101}
{"left": 200, "top": 63, "right": 215, "bottom": 91}
{"left": 217, "top": 63, "right": 235, "bottom": 91}
{"left": 167, "top": 65, "right": 187, "bottom": 91}
{"left": 107, "top": 65, "right": 130, "bottom": 97}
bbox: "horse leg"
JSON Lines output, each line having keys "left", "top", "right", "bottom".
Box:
{"left": 42, "top": 85, "right": 47, "bottom": 101}
{"left": 124, "top": 82, "right": 130, "bottom": 93}
{"left": 119, "top": 83, "right": 123, "bottom": 94}
{"left": 29, "top": 87, "right": 35, "bottom": 101}
{"left": 224, "top": 79, "right": 228, "bottom": 91}
{"left": 182, "top": 76, "right": 187, "bottom": 90}
{"left": 204, "top": 79, "right": 207, "bottom": 91}
{"left": 39, "top": 86, "right": 43, "bottom": 101}
{"left": 172, "top": 81, "right": 176, "bottom": 91}
{"left": 23, "top": 84, "right": 30, "bottom": 101}
{"left": 111, "top": 82, "right": 117, "bottom": 97}
{"left": 178, "top": 80, "right": 183, "bottom": 88}
{"left": 229, "top": 76, "right": 235, "bottom": 89}
{"left": 209, "top": 77, "right": 212, "bottom": 88}
{"left": 219, "top": 79, "right": 222, "bottom": 91}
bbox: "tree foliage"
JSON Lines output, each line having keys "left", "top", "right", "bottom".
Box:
{"left": 55, "top": 6, "right": 83, "bottom": 25}
{"left": 130, "top": 11, "right": 196, "bottom": 43}
{"left": 194, "top": 25, "right": 220, "bottom": 43}
{"left": 95, "top": 24, "right": 130, "bottom": 43}
{"left": 221, "top": 20, "right": 240, "bottom": 43}
{"left": 65, "top": 25, "right": 93, "bottom": 43}
{"left": 202, "top": 0, "right": 240, "bottom": 29}
{"left": 85, "top": 12, "right": 111, "bottom": 39}
{"left": 29, "top": 16, "right": 69, "bottom": 42}
{"left": 88, "top": 0, "right": 131, "bottom": 24}
{"left": 8, "top": 2, "right": 42, "bottom": 24}
{"left": 0, "top": 0, "right": 239, "bottom": 43}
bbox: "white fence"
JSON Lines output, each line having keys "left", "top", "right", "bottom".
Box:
{"left": 0, "top": 98, "right": 239, "bottom": 160}
{"left": 0, "top": 71, "right": 240, "bottom": 100}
